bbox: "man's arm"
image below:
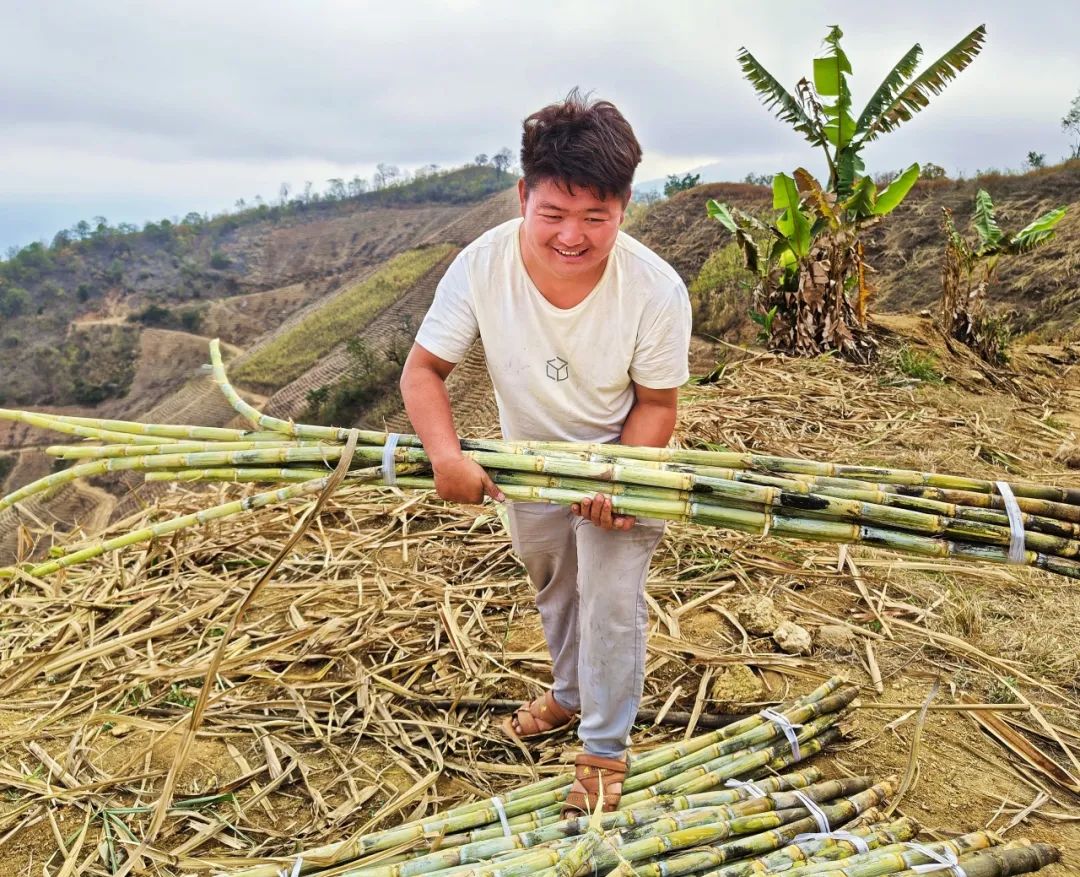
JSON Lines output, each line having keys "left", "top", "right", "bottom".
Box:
{"left": 399, "top": 343, "right": 504, "bottom": 504}
{"left": 619, "top": 384, "right": 679, "bottom": 447}
{"left": 573, "top": 383, "right": 678, "bottom": 531}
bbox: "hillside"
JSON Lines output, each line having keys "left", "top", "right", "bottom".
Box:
{"left": 626, "top": 161, "right": 1080, "bottom": 342}
{"left": 0, "top": 165, "right": 514, "bottom": 407}
{"left": 0, "top": 184, "right": 521, "bottom": 556}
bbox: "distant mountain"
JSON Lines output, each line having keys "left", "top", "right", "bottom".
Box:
{"left": 633, "top": 161, "right": 735, "bottom": 199}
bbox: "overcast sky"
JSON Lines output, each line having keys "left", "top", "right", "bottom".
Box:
{"left": 3, "top": 0, "right": 1078, "bottom": 253}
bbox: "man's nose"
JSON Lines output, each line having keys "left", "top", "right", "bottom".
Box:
{"left": 557, "top": 220, "right": 586, "bottom": 245}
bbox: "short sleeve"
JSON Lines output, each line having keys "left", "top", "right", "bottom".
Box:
{"left": 414, "top": 250, "right": 479, "bottom": 363}
{"left": 628, "top": 280, "right": 692, "bottom": 389}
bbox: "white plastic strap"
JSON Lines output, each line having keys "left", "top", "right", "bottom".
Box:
{"left": 724, "top": 778, "right": 767, "bottom": 798}
{"left": 907, "top": 842, "right": 966, "bottom": 876}
{"left": 382, "top": 433, "right": 402, "bottom": 486}
{"left": 791, "top": 830, "right": 871, "bottom": 854}
{"left": 760, "top": 708, "right": 802, "bottom": 761}
{"left": 282, "top": 857, "right": 303, "bottom": 877}
{"left": 995, "top": 481, "right": 1026, "bottom": 564}
{"left": 491, "top": 796, "right": 513, "bottom": 837}
{"left": 790, "top": 789, "right": 831, "bottom": 834}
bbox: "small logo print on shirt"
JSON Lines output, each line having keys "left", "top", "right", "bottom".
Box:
{"left": 546, "top": 356, "right": 569, "bottom": 382}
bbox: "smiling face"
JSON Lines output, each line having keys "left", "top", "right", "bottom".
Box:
{"left": 518, "top": 177, "right": 626, "bottom": 289}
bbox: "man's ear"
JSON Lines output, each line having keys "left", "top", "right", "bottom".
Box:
{"left": 518, "top": 178, "right": 528, "bottom": 216}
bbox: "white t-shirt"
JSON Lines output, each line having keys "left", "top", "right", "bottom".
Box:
{"left": 415, "top": 218, "right": 691, "bottom": 443}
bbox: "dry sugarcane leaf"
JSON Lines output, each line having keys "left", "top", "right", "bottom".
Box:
{"left": 962, "top": 693, "right": 1080, "bottom": 794}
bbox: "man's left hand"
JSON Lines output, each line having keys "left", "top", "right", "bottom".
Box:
{"left": 571, "top": 493, "right": 636, "bottom": 531}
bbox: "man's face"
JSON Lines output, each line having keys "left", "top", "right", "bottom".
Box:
{"left": 518, "top": 177, "right": 626, "bottom": 282}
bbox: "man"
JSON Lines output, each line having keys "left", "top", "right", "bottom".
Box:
{"left": 400, "top": 89, "right": 691, "bottom": 813}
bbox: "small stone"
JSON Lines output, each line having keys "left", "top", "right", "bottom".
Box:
{"left": 709, "top": 665, "right": 764, "bottom": 708}
{"left": 736, "top": 595, "right": 783, "bottom": 635}
{"left": 773, "top": 621, "right": 812, "bottom": 655}
{"left": 816, "top": 624, "right": 855, "bottom": 650}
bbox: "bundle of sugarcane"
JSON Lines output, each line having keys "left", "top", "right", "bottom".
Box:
{"left": 216, "top": 677, "right": 1059, "bottom": 877}
{"left": 1, "top": 339, "right": 1078, "bottom": 579}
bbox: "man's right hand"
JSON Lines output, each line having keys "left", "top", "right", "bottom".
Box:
{"left": 433, "top": 454, "right": 505, "bottom": 504}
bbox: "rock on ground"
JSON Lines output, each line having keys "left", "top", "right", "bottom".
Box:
{"left": 736, "top": 595, "right": 784, "bottom": 635}
{"left": 773, "top": 620, "right": 812, "bottom": 655}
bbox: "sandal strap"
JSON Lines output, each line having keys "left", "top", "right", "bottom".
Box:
{"left": 512, "top": 691, "right": 576, "bottom": 736}
{"left": 575, "top": 753, "right": 629, "bottom": 773}
{"left": 563, "top": 753, "right": 629, "bottom": 815}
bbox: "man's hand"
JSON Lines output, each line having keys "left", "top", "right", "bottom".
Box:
{"left": 572, "top": 493, "right": 636, "bottom": 531}
{"left": 433, "top": 455, "right": 505, "bottom": 505}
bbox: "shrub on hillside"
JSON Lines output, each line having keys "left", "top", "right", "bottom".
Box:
{"left": 65, "top": 324, "right": 140, "bottom": 404}
{"left": 304, "top": 339, "right": 400, "bottom": 426}
{"left": 688, "top": 243, "right": 755, "bottom": 340}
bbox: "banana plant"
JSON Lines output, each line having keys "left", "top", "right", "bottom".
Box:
{"left": 941, "top": 190, "right": 1067, "bottom": 363}
{"left": 708, "top": 163, "right": 920, "bottom": 359}
{"left": 738, "top": 24, "right": 985, "bottom": 197}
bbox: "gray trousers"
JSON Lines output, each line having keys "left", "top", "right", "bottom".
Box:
{"left": 506, "top": 501, "right": 665, "bottom": 757}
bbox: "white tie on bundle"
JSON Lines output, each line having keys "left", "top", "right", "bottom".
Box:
{"left": 491, "top": 795, "right": 513, "bottom": 837}
{"left": 759, "top": 708, "right": 802, "bottom": 761}
{"left": 382, "top": 433, "right": 402, "bottom": 486}
{"left": 724, "top": 778, "right": 768, "bottom": 798}
{"left": 789, "top": 789, "right": 871, "bottom": 853}
{"left": 790, "top": 789, "right": 831, "bottom": 833}
{"left": 994, "top": 481, "right": 1026, "bottom": 565}
{"left": 907, "top": 842, "right": 967, "bottom": 876}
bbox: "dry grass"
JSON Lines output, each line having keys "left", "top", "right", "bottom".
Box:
{"left": 230, "top": 245, "right": 455, "bottom": 394}
{"left": 1, "top": 317, "right": 1079, "bottom": 873}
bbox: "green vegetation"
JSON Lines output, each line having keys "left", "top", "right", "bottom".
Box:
{"left": 233, "top": 244, "right": 454, "bottom": 392}
{"left": 304, "top": 330, "right": 411, "bottom": 427}
{"left": 687, "top": 243, "right": 754, "bottom": 338}
{"left": 709, "top": 23, "right": 985, "bottom": 360}
{"left": 894, "top": 346, "right": 942, "bottom": 383}
{"left": 165, "top": 683, "right": 198, "bottom": 708}
{"left": 708, "top": 164, "right": 920, "bottom": 361}
{"left": 737, "top": 24, "right": 985, "bottom": 197}
{"left": 941, "top": 189, "right": 1067, "bottom": 365}
{"left": 1063, "top": 89, "right": 1080, "bottom": 160}
{"left": 67, "top": 324, "right": 141, "bottom": 404}
{"left": 664, "top": 173, "right": 701, "bottom": 197}
{"left": 129, "top": 303, "right": 204, "bottom": 333}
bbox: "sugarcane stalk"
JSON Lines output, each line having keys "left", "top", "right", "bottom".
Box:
{"left": 892, "top": 843, "right": 1059, "bottom": 877}
{"left": 11, "top": 477, "right": 332, "bottom": 577}
{"left": 775, "top": 832, "right": 996, "bottom": 876}
{"left": 229, "top": 681, "right": 853, "bottom": 877}
{"left": 454, "top": 781, "right": 897, "bottom": 877}
{"left": 754, "top": 818, "right": 919, "bottom": 875}
{"left": 519, "top": 440, "right": 1080, "bottom": 506}
{"left": 624, "top": 689, "right": 857, "bottom": 796}
{"left": 9, "top": 450, "right": 1080, "bottom": 572}
{"left": 442, "top": 768, "right": 825, "bottom": 851}
{"left": 392, "top": 778, "right": 872, "bottom": 877}
{"left": 621, "top": 781, "right": 897, "bottom": 877}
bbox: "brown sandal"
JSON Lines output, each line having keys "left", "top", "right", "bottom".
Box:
{"left": 500, "top": 690, "right": 578, "bottom": 740}
{"left": 561, "top": 753, "right": 629, "bottom": 817}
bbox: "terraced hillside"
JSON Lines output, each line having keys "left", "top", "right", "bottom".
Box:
{"left": 259, "top": 248, "right": 460, "bottom": 422}
{"left": 254, "top": 187, "right": 520, "bottom": 425}
{"left": 1, "top": 187, "right": 521, "bottom": 559}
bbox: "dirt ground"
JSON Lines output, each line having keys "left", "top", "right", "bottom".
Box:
{"left": 1, "top": 316, "right": 1078, "bottom": 874}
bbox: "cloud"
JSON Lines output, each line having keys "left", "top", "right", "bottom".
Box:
{"left": 2, "top": 0, "right": 1078, "bottom": 250}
